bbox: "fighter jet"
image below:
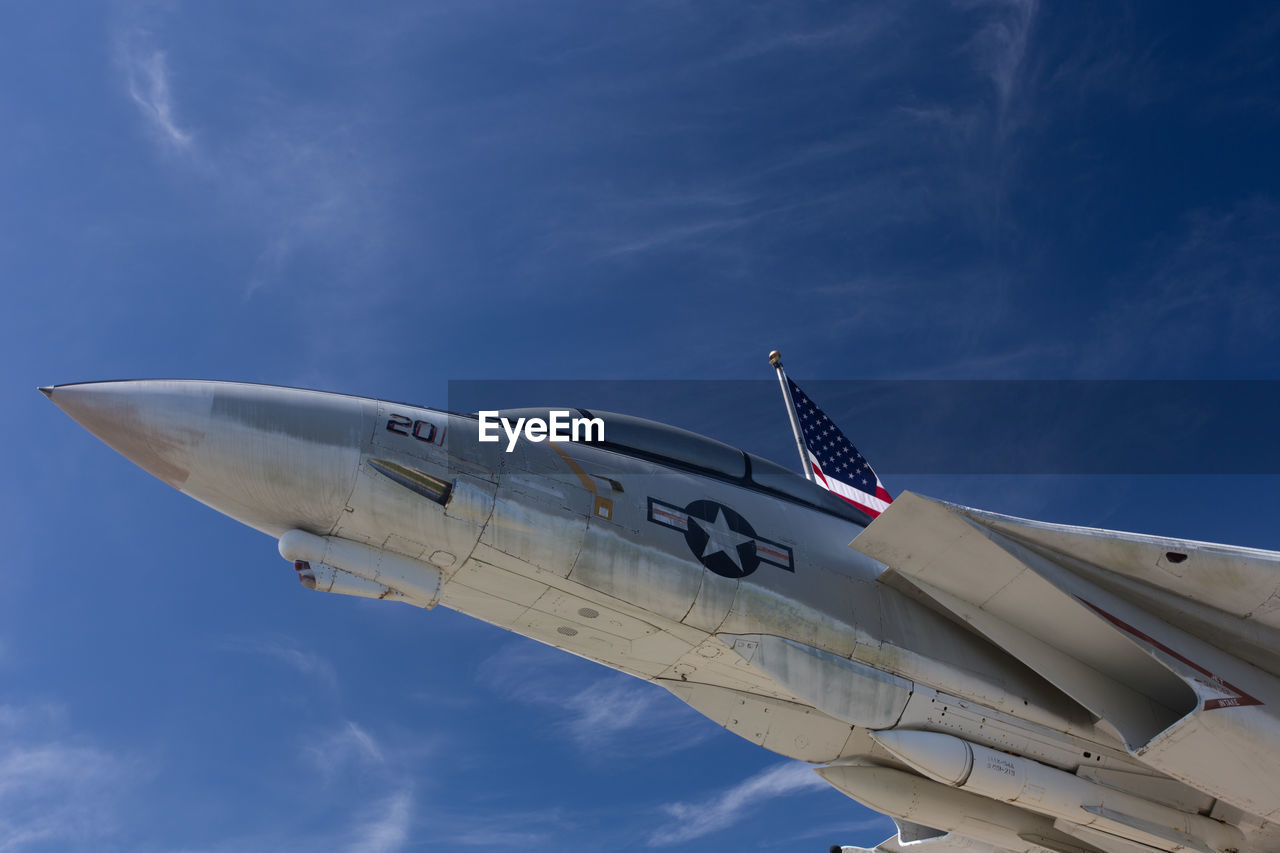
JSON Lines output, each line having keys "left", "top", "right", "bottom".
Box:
{"left": 42, "top": 379, "right": 1280, "bottom": 853}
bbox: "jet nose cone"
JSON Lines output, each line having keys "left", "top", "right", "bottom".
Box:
{"left": 42, "top": 381, "right": 209, "bottom": 487}
{"left": 45, "top": 380, "right": 375, "bottom": 537}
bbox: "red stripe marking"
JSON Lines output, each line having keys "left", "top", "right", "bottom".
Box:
{"left": 652, "top": 506, "right": 688, "bottom": 529}
{"left": 1077, "top": 597, "right": 1262, "bottom": 711}
{"left": 812, "top": 462, "right": 884, "bottom": 518}
{"left": 756, "top": 544, "right": 789, "bottom": 561}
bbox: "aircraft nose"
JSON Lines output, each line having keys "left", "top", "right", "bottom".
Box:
{"left": 43, "top": 381, "right": 211, "bottom": 487}
{"left": 43, "top": 380, "right": 373, "bottom": 537}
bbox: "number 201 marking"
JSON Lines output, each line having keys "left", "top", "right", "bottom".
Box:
{"left": 386, "top": 414, "right": 445, "bottom": 445}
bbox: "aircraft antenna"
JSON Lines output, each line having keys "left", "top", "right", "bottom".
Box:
{"left": 769, "top": 350, "right": 815, "bottom": 482}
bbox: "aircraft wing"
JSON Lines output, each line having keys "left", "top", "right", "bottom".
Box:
{"left": 849, "top": 491, "right": 1280, "bottom": 821}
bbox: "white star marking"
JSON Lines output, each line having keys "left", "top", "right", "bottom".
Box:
{"left": 693, "top": 508, "right": 754, "bottom": 570}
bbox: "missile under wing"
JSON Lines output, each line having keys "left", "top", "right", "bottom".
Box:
{"left": 41, "top": 380, "right": 1280, "bottom": 853}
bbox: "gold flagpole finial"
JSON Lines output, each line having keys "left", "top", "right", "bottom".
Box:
{"left": 768, "top": 350, "right": 782, "bottom": 367}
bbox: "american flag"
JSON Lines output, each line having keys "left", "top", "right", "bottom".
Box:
{"left": 788, "top": 378, "right": 892, "bottom": 518}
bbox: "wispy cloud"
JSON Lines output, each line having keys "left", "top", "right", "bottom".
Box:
{"left": 561, "top": 678, "right": 673, "bottom": 748}
{"left": 546, "top": 0, "right": 1048, "bottom": 282}
{"left": 345, "top": 790, "right": 412, "bottom": 853}
{"left": 1083, "top": 197, "right": 1280, "bottom": 376}
{"left": 217, "top": 635, "right": 340, "bottom": 691}
{"left": 122, "top": 46, "right": 193, "bottom": 150}
{"left": 304, "top": 720, "right": 386, "bottom": 778}
{"left": 711, "top": 5, "right": 900, "bottom": 65}
{"left": 962, "top": 0, "right": 1039, "bottom": 121}
{"left": 478, "top": 642, "right": 712, "bottom": 755}
{"left": 314, "top": 723, "right": 414, "bottom": 853}
{"left": 0, "top": 702, "right": 65, "bottom": 733}
{"left": 593, "top": 211, "right": 762, "bottom": 260}
{"left": 109, "top": 5, "right": 395, "bottom": 303}
{"left": 449, "top": 827, "right": 553, "bottom": 848}
{"left": 647, "top": 761, "right": 828, "bottom": 846}
{"left": 114, "top": 4, "right": 198, "bottom": 155}
{"left": 164, "top": 716, "right": 421, "bottom": 853}
{"left": 0, "top": 704, "right": 139, "bottom": 851}
{"left": 441, "top": 808, "right": 570, "bottom": 849}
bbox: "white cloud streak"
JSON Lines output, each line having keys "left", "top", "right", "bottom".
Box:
{"left": 449, "top": 827, "right": 553, "bottom": 848}
{"left": 162, "top": 717, "right": 418, "bottom": 853}
{"left": 647, "top": 761, "right": 829, "bottom": 846}
{"left": 345, "top": 790, "right": 412, "bottom": 853}
{"left": 963, "top": 0, "right": 1039, "bottom": 116}
{"left": 712, "top": 5, "right": 900, "bottom": 65}
{"left": 1083, "top": 197, "right": 1280, "bottom": 376}
{"left": 0, "top": 705, "right": 139, "bottom": 851}
{"left": 562, "top": 679, "right": 679, "bottom": 749}
{"left": 478, "top": 643, "right": 712, "bottom": 755}
{"left": 304, "top": 720, "right": 386, "bottom": 778}
{"left": 217, "top": 635, "right": 340, "bottom": 691}
{"left": 121, "top": 43, "right": 193, "bottom": 150}
{"left": 110, "top": 6, "right": 394, "bottom": 303}
{"left": 441, "top": 808, "right": 566, "bottom": 849}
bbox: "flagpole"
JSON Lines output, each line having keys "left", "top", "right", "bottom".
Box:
{"left": 769, "top": 350, "right": 815, "bottom": 482}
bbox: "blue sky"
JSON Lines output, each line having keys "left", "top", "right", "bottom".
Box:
{"left": 3, "top": 1, "right": 1280, "bottom": 850}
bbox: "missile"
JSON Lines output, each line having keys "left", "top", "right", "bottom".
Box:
{"left": 817, "top": 764, "right": 1075, "bottom": 853}
{"left": 869, "top": 730, "right": 1243, "bottom": 853}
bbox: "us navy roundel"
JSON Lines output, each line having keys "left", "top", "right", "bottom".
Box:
{"left": 647, "top": 497, "right": 795, "bottom": 579}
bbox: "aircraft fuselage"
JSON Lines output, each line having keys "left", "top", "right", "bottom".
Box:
{"left": 46, "top": 380, "right": 1248, "bottom": 853}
